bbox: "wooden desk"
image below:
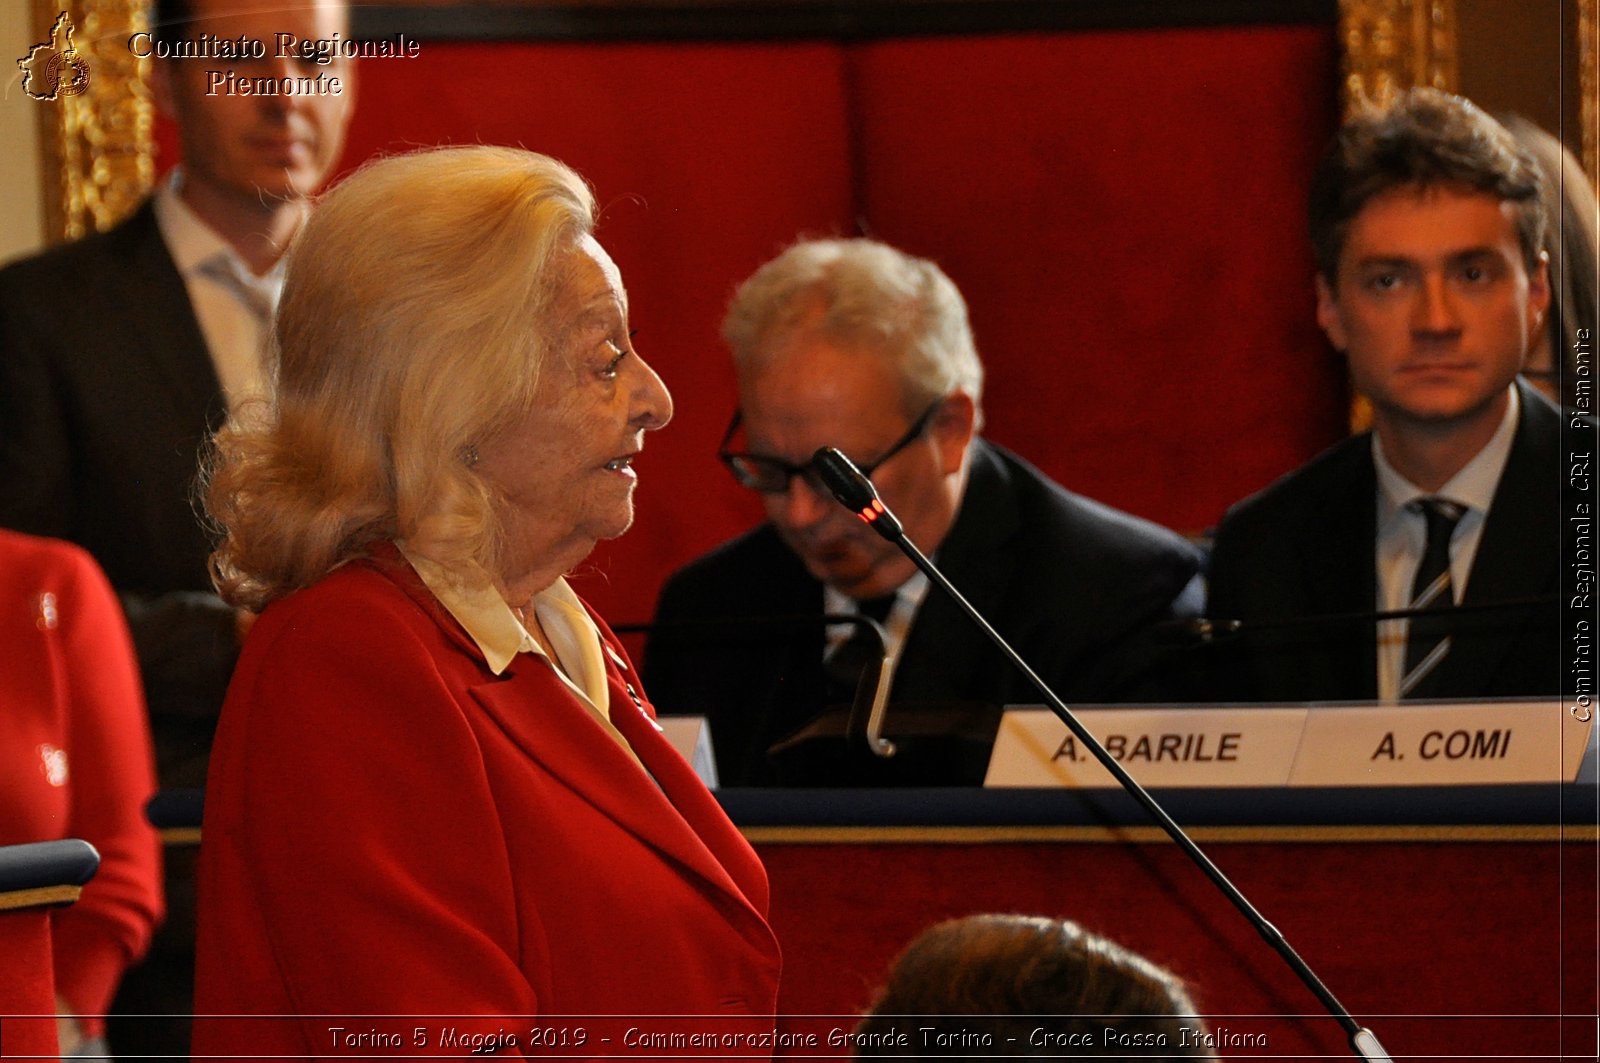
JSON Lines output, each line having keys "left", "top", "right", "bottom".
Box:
{"left": 151, "top": 784, "right": 1596, "bottom": 1059}
{"left": 728, "top": 785, "right": 1598, "bottom": 1060}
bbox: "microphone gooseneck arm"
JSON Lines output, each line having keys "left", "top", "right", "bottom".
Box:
{"left": 811, "top": 446, "right": 1391, "bottom": 1063}
{"left": 1184, "top": 594, "right": 1560, "bottom": 643}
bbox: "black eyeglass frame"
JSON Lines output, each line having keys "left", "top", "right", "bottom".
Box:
{"left": 717, "top": 397, "right": 945, "bottom": 494}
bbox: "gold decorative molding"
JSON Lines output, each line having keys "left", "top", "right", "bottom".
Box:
{"left": 31, "top": 0, "right": 155, "bottom": 243}
{"left": 743, "top": 823, "right": 1595, "bottom": 845}
{"left": 1336, "top": 0, "right": 1459, "bottom": 116}
{"left": 0, "top": 883, "right": 84, "bottom": 910}
{"left": 1336, "top": 0, "right": 1460, "bottom": 432}
{"left": 1582, "top": 0, "right": 1598, "bottom": 185}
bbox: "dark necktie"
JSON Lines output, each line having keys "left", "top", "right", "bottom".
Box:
{"left": 1400, "top": 497, "right": 1465, "bottom": 699}
{"left": 822, "top": 593, "right": 899, "bottom": 708}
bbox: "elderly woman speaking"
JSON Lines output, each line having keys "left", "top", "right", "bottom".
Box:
{"left": 191, "top": 147, "right": 780, "bottom": 1052}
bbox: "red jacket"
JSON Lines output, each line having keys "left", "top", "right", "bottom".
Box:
{"left": 0, "top": 529, "right": 162, "bottom": 1030}
{"left": 193, "top": 549, "right": 781, "bottom": 1058}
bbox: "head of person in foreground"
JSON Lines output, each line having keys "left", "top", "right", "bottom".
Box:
{"left": 852, "top": 913, "right": 1216, "bottom": 1059}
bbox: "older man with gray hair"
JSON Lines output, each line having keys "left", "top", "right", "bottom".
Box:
{"left": 645, "top": 238, "right": 1202, "bottom": 786}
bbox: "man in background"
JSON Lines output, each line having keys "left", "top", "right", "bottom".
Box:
{"left": 646, "top": 238, "right": 1203, "bottom": 785}
{"left": 0, "top": 0, "right": 355, "bottom": 1047}
{"left": 1206, "top": 89, "right": 1575, "bottom": 703}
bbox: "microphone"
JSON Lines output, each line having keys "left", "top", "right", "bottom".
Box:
{"left": 811, "top": 448, "right": 903, "bottom": 540}
{"left": 809, "top": 446, "right": 1393, "bottom": 1063}
{"left": 618, "top": 613, "right": 896, "bottom": 759}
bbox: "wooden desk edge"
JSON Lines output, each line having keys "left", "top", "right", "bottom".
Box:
{"left": 0, "top": 884, "right": 83, "bottom": 911}
{"left": 742, "top": 824, "right": 1600, "bottom": 844}
{"left": 158, "top": 824, "right": 1600, "bottom": 846}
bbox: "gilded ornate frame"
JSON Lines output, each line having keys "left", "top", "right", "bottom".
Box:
{"left": 1335, "top": 0, "right": 1459, "bottom": 111}
{"left": 29, "top": 0, "right": 154, "bottom": 241}
{"left": 27, "top": 0, "right": 1600, "bottom": 242}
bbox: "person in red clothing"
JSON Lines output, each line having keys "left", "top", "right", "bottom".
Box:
{"left": 192, "top": 146, "right": 780, "bottom": 1057}
{"left": 0, "top": 528, "right": 163, "bottom": 1054}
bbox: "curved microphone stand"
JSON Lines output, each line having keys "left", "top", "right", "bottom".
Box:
{"left": 811, "top": 446, "right": 1392, "bottom": 1063}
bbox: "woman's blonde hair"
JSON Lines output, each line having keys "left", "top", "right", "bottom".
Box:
{"left": 205, "top": 145, "right": 597, "bottom": 611}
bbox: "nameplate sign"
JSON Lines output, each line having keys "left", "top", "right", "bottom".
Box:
{"left": 1291, "top": 700, "right": 1586, "bottom": 787}
{"left": 985, "top": 701, "right": 1592, "bottom": 788}
{"left": 659, "top": 716, "right": 720, "bottom": 790}
{"left": 984, "top": 707, "right": 1306, "bottom": 788}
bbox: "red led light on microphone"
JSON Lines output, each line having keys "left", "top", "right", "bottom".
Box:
{"left": 856, "top": 499, "right": 888, "bottom": 524}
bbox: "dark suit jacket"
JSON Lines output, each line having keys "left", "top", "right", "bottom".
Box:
{"left": 644, "top": 440, "right": 1204, "bottom": 785}
{"left": 1206, "top": 381, "right": 1573, "bottom": 702}
{"left": 0, "top": 201, "right": 234, "bottom": 787}
{"left": 193, "top": 549, "right": 780, "bottom": 1058}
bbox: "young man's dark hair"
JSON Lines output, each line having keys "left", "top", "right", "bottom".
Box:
{"left": 1308, "top": 87, "right": 1546, "bottom": 282}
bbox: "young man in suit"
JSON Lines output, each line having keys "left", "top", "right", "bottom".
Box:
{"left": 645, "top": 238, "right": 1203, "bottom": 785}
{"left": 0, "top": 0, "right": 355, "bottom": 1047}
{"left": 1206, "top": 88, "right": 1577, "bottom": 703}
{"left": 0, "top": 0, "right": 355, "bottom": 784}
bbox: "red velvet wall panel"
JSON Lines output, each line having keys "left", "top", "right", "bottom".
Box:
{"left": 157, "top": 26, "right": 1342, "bottom": 631}
{"left": 161, "top": 41, "right": 855, "bottom": 628}
{"left": 346, "top": 41, "right": 858, "bottom": 628}
{"left": 758, "top": 836, "right": 1596, "bottom": 1060}
{"left": 852, "top": 26, "right": 1346, "bottom": 533}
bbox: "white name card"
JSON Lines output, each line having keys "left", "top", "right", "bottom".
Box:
{"left": 984, "top": 707, "right": 1307, "bottom": 788}
{"left": 1291, "top": 700, "right": 1589, "bottom": 787}
{"left": 659, "top": 716, "right": 720, "bottom": 790}
{"left": 985, "top": 701, "right": 1594, "bottom": 789}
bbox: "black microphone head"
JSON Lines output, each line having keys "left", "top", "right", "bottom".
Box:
{"left": 812, "top": 447, "right": 904, "bottom": 540}
{"left": 811, "top": 447, "right": 878, "bottom": 511}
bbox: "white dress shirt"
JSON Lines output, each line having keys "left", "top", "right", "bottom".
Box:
{"left": 1373, "top": 386, "right": 1520, "bottom": 701}
{"left": 823, "top": 571, "right": 930, "bottom": 693}
{"left": 152, "top": 170, "right": 294, "bottom": 411}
